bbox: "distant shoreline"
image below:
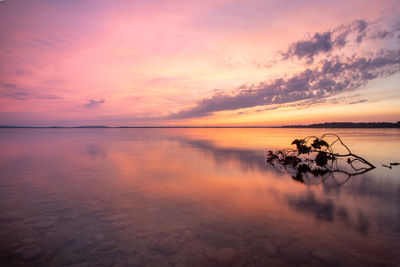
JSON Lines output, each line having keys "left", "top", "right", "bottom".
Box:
{"left": 0, "top": 122, "right": 399, "bottom": 129}
{"left": 282, "top": 122, "right": 400, "bottom": 128}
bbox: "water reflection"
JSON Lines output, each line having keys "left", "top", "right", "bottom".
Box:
{"left": 171, "top": 137, "right": 271, "bottom": 173}
{"left": 0, "top": 128, "right": 399, "bottom": 266}
{"left": 287, "top": 191, "right": 335, "bottom": 222}
{"left": 286, "top": 190, "right": 373, "bottom": 237}
{"left": 86, "top": 144, "right": 106, "bottom": 159}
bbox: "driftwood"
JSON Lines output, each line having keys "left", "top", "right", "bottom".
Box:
{"left": 265, "top": 133, "right": 375, "bottom": 186}
{"left": 382, "top": 162, "right": 400, "bottom": 169}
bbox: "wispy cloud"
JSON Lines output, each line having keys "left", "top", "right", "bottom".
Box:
{"left": 3, "top": 92, "right": 63, "bottom": 101}
{"left": 4, "top": 91, "right": 31, "bottom": 100}
{"left": 84, "top": 99, "right": 105, "bottom": 108}
{"left": 1, "top": 83, "right": 63, "bottom": 100}
{"left": 35, "top": 95, "right": 63, "bottom": 100}
{"left": 242, "top": 94, "right": 368, "bottom": 115}
{"left": 2, "top": 83, "right": 18, "bottom": 89}
{"left": 348, "top": 99, "right": 368, "bottom": 105}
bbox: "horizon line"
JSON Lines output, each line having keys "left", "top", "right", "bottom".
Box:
{"left": 0, "top": 121, "right": 399, "bottom": 129}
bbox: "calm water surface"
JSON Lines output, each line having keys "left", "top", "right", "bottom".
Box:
{"left": 0, "top": 128, "right": 399, "bottom": 266}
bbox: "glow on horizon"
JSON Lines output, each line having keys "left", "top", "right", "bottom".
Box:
{"left": 0, "top": 0, "right": 399, "bottom": 126}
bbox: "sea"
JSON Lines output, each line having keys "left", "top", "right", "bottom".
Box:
{"left": 0, "top": 128, "right": 399, "bottom": 266}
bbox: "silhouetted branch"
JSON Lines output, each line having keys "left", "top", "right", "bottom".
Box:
{"left": 382, "top": 162, "right": 400, "bottom": 169}
{"left": 265, "top": 133, "right": 375, "bottom": 186}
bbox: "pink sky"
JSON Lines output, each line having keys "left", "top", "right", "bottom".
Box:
{"left": 0, "top": 0, "right": 399, "bottom": 126}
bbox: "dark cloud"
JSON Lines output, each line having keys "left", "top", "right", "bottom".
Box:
{"left": 281, "top": 20, "right": 371, "bottom": 62}
{"left": 84, "top": 99, "right": 105, "bottom": 108}
{"left": 4, "top": 91, "right": 30, "bottom": 100}
{"left": 281, "top": 18, "right": 400, "bottom": 63}
{"left": 355, "top": 20, "right": 368, "bottom": 43}
{"left": 373, "top": 30, "right": 391, "bottom": 39}
{"left": 4, "top": 91, "right": 63, "bottom": 100}
{"left": 2, "top": 83, "right": 18, "bottom": 89}
{"left": 282, "top": 31, "right": 333, "bottom": 63}
{"left": 371, "top": 24, "right": 400, "bottom": 40}
{"left": 167, "top": 49, "right": 400, "bottom": 119}
{"left": 2, "top": 83, "right": 63, "bottom": 100}
{"left": 35, "top": 95, "right": 63, "bottom": 100}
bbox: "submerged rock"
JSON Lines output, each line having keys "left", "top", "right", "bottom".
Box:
{"left": 64, "top": 263, "right": 88, "bottom": 267}
{"left": 150, "top": 236, "right": 180, "bottom": 255}
{"left": 217, "top": 248, "right": 237, "bottom": 266}
{"left": 22, "top": 238, "right": 36, "bottom": 244}
{"left": 52, "top": 247, "right": 86, "bottom": 265}
{"left": 204, "top": 247, "right": 237, "bottom": 266}
{"left": 13, "top": 245, "right": 42, "bottom": 260}
{"left": 93, "top": 233, "right": 105, "bottom": 244}
{"left": 64, "top": 212, "right": 79, "bottom": 220}
{"left": 284, "top": 243, "right": 310, "bottom": 264}
{"left": 264, "top": 243, "right": 277, "bottom": 257}
{"left": 33, "top": 215, "right": 58, "bottom": 228}
{"left": 312, "top": 249, "right": 339, "bottom": 265}
{"left": 99, "top": 241, "right": 117, "bottom": 251}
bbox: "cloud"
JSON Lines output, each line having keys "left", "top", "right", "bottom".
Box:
{"left": 165, "top": 12, "right": 400, "bottom": 120}
{"left": 348, "top": 99, "right": 368, "bottom": 105}
{"left": 281, "top": 19, "right": 370, "bottom": 63}
{"left": 1, "top": 84, "right": 63, "bottom": 100}
{"left": 281, "top": 31, "right": 334, "bottom": 63}
{"left": 84, "top": 99, "right": 105, "bottom": 108}
{"left": 2, "top": 83, "right": 18, "bottom": 89}
{"left": 35, "top": 95, "right": 63, "bottom": 100}
{"left": 4, "top": 92, "right": 63, "bottom": 100}
{"left": 4, "top": 91, "right": 30, "bottom": 100}
{"left": 23, "top": 38, "right": 56, "bottom": 49}
{"left": 239, "top": 94, "right": 366, "bottom": 115}
{"left": 281, "top": 17, "right": 400, "bottom": 63}
{"left": 167, "top": 49, "right": 400, "bottom": 119}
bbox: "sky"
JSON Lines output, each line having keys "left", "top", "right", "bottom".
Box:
{"left": 0, "top": 0, "right": 399, "bottom": 126}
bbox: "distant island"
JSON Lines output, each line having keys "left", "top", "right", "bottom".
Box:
{"left": 0, "top": 125, "right": 111, "bottom": 128}
{"left": 283, "top": 122, "right": 400, "bottom": 128}
{"left": 0, "top": 122, "right": 399, "bottom": 128}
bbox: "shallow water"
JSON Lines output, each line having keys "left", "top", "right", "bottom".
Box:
{"left": 0, "top": 128, "right": 399, "bottom": 266}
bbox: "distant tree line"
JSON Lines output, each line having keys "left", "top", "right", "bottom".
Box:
{"left": 283, "top": 121, "right": 400, "bottom": 128}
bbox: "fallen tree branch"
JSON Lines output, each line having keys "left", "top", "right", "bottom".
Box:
{"left": 265, "top": 133, "right": 375, "bottom": 186}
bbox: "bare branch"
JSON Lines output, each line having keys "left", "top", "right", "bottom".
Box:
{"left": 265, "top": 133, "right": 375, "bottom": 186}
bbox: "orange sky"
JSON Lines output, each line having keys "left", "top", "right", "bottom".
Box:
{"left": 0, "top": 0, "right": 399, "bottom": 126}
